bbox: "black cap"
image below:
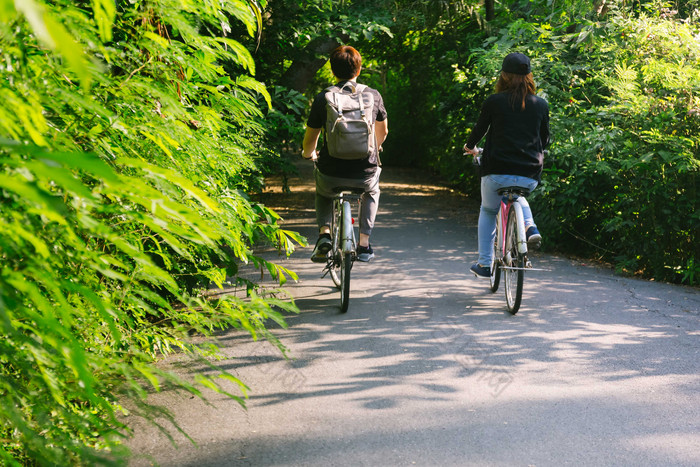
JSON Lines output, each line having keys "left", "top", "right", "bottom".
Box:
{"left": 501, "top": 52, "right": 531, "bottom": 75}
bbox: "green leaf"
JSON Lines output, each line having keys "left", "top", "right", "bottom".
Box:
{"left": 0, "top": 0, "right": 16, "bottom": 21}
{"left": 215, "top": 37, "right": 255, "bottom": 73}
{"left": 0, "top": 140, "right": 120, "bottom": 184}
{"left": 0, "top": 174, "right": 57, "bottom": 210}
{"left": 143, "top": 31, "right": 170, "bottom": 49}
{"left": 91, "top": 0, "right": 116, "bottom": 41}
{"left": 134, "top": 362, "right": 161, "bottom": 391}
{"left": 15, "top": 0, "right": 92, "bottom": 88}
{"left": 119, "top": 158, "right": 222, "bottom": 214}
{"left": 236, "top": 75, "right": 271, "bottom": 109}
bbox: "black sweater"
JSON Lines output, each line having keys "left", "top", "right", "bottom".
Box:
{"left": 466, "top": 92, "right": 550, "bottom": 182}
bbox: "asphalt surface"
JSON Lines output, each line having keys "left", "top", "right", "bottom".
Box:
{"left": 126, "top": 162, "right": 699, "bottom": 467}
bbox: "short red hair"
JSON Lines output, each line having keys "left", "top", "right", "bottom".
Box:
{"left": 330, "top": 45, "right": 362, "bottom": 80}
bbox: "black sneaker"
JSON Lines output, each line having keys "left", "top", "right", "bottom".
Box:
{"left": 470, "top": 263, "right": 490, "bottom": 278}
{"left": 356, "top": 244, "right": 374, "bottom": 262}
{"left": 311, "top": 234, "right": 332, "bottom": 263}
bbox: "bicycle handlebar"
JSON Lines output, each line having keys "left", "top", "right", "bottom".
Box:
{"left": 306, "top": 147, "right": 383, "bottom": 161}
{"left": 463, "top": 144, "right": 483, "bottom": 166}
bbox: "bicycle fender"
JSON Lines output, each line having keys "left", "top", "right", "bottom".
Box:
{"left": 341, "top": 201, "right": 355, "bottom": 254}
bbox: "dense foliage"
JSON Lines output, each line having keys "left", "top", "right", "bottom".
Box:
{"left": 0, "top": 0, "right": 303, "bottom": 464}
{"left": 530, "top": 7, "right": 699, "bottom": 284}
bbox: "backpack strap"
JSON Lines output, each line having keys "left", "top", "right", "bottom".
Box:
{"left": 330, "top": 82, "right": 367, "bottom": 95}
{"left": 337, "top": 81, "right": 364, "bottom": 93}
{"left": 354, "top": 84, "right": 369, "bottom": 120}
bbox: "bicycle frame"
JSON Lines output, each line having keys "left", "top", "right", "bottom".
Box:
{"left": 498, "top": 197, "right": 527, "bottom": 255}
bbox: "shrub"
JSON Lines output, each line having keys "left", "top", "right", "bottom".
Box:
{"left": 0, "top": 0, "right": 302, "bottom": 464}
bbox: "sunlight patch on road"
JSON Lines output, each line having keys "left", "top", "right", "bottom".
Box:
{"left": 624, "top": 433, "right": 700, "bottom": 464}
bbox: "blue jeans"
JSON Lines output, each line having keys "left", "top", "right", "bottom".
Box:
{"left": 478, "top": 174, "right": 538, "bottom": 267}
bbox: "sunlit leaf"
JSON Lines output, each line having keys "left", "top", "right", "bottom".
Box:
{"left": 91, "top": 0, "right": 116, "bottom": 42}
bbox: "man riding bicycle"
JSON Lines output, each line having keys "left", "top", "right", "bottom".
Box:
{"left": 302, "top": 45, "right": 389, "bottom": 263}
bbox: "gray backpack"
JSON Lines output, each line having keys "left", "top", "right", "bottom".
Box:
{"left": 324, "top": 82, "right": 377, "bottom": 160}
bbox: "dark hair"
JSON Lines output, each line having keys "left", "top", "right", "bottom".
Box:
{"left": 330, "top": 45, "right": 362, "bottom": 80}
{"left": 496, "top": 71, "right": 536, "bottom": 111}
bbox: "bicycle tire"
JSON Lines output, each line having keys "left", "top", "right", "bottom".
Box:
{"left": 338, "top": 200, "right": 354, "bottom": 312}
{"left": 503, "top": 208, "right": 524, "bottom": 314}
{"left": 489, "top": 231, "right": 501, "bottom": 293}
{"left": 329, "top": 200, "right": 342, "bottom": 289}
{"left": 339, "top": 251, "right": 351, "bottom": 313}
{"left": 329, "top": 252, "right": 341, "bottom": 289}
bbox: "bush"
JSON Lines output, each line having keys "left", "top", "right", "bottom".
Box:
{"left": 0, "top": 0, "right": 302, "bottom": 464}
{"left": 530, "top": 10, "right": 700, "bottom": 284}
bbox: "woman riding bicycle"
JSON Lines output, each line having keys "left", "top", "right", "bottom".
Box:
{"left": 463, "top": 52, "right": 550, "bottom": 277}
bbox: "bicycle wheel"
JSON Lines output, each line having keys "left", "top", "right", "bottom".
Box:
{"left": 489, "top": 232, "right": 501, "bottom": 293}
{"left": 338, "top": 200, "right": 354, "bottom": 312}
{"left": 503, "top": 208, "right": 524, "bottom": 314}
{"left": 339, "top": 251, "right": 352, "bottom": 313}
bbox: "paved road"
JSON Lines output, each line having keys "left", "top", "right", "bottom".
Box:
{"left": 127, "top": 163, "right": 699, "bottom": 466}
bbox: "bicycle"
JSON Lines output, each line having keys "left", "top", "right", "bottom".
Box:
{"left": 489, "top": 185, "right": 535, "bottom": 314}
{"left": 322, "top": 187, "right": 364, "bottom": 313}
{"left": 467, "top": 147, "right": 544, "bottom": 314}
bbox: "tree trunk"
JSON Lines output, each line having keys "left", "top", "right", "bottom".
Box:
{"left": 485, "top": 0, "right": 495, "bottom": 21}
{"left": 279, "top": 36, "right": 347, "bottom": 93}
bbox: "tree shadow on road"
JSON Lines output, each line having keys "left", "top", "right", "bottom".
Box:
{"left": 127, "top": 162, "right": 700, "bottom": 467}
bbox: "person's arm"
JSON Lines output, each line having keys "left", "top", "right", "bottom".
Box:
{"left": 540, "top": 105, "right": 550, "bottom": 150}
{"left": 302, "top": 127, "right": 322, "bottom": 159}
{"left": 465, "top": 97, "right": 492, "bottom": 153}
{"left": 375, "top": 119, "right": 388, "bottom": 148}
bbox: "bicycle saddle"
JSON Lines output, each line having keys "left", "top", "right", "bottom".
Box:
{"left": 334, "top": 186, "right": 365, "bottom": 195}
{"left": 497, "top": 186, "right": 530, "bottom": 197}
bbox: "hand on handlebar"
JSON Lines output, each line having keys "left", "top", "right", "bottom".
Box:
{"left": 303, "top": 150, "right": 319, "bottom": 161}
{"left": 463, "top": 144, "right": 480, "bottom": 156}
{"left": 464, "top": 144, "right": 482, "bottom": 166}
